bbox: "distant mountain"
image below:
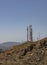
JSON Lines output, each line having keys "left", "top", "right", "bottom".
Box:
{"left": 0, "top": 42, "right": 20, "bottom": 50}
{"left": 0, "top": 45, "right": 5, "bottom": 50}
{"left": 1, "top": 42, "right": 20, "bottom": 47}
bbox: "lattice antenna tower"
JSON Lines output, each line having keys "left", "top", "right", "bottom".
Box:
{"left": 29, "top": 25, "right": 33, "bottom": 41}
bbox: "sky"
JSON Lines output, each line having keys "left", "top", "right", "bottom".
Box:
{"left": 0, "top": 0, "right": 47, "bottom": 43}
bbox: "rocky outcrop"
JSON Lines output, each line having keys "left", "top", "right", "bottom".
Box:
{"left": 18, "top": 44, "right": 35, "bottom": 56}
{"left": 39, "top": 41, "right": 47, "bottom": 48}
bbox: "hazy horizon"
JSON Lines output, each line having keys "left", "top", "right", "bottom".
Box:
{"left": 0, "top": 0, "right": 47, "bottom": 43}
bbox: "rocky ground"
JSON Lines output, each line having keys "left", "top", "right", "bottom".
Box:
{"left": 0, "top": 38, "right": 47, "bottom": 65}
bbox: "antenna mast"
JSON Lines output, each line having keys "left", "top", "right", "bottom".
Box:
{"left": 27, "top": 26, "right": 28, "bottom": 41}
{"left": 27, "top": 25, "right": 33, "bottom": 42}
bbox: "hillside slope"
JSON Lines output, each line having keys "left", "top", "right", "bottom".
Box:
{"left": 0, "top": 37, "right": 47, "bottom": 65}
